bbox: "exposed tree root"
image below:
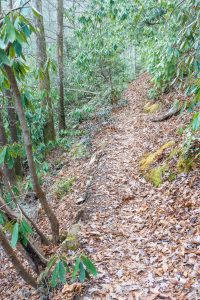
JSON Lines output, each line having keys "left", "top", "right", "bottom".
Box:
{"left": 151, "top": 100, "right": 181, "bottom": 122}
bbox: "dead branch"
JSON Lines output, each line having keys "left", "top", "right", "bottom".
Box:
{"left": 76, "top": 151, "right": 105, "bottom": 206}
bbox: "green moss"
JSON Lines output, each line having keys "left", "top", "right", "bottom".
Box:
{"left": 144, "top": 102, "right": 160, "bottom": 114}
{"left": 177, "top": 154, "right": 194, "bottom": 173}
{"left": 140, "top": 140, "right": 199, "bottom": 187}
{"left": 54, "top": 177, "right": 76, "bottom": 199}
{"left": 61, "top": 224, "right": 80, "bottom": 251}
{"left": 168, "top": 171, "right": 176, "bottom": 181}
{"left": 64, "top": 234, "right": 79, "bottom": 250}
{"left": 168, "top": 147, "right": 180, "bottom": 160}
{"left": 146, "top": 164, "right": 169, "bottom": 187}
{"left": 140, "top": 141, "right": 175, "bottom": 171}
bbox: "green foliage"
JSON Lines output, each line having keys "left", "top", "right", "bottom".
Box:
{"left": 0, "top": 1, "right": 199, "bottom": 296}
{"left": 70, "top": 105, "right": 94, "bottom": 123}
{"left": 191, "top": 112, "right": 200, "bottom": 131}
{"left": 19, "top": 219, "right": 33, "bottom": 246}
{"left": 10, "top": 219, "right": 32, "bottom": 248}
{"left": 148, "top": 88, "right": 159, "bottom": 101}
{"left": 132, "top": 0, "right": 200, "bottom": 159}
{"left": 72, "top": 255, "right": 97, "bottom": 283}
{"left": 183, "top": 128, "right": 200, "bottom": 158}
{"left": 62, "top": 0, "right": 134, "bottom": 110}
{"left": 0, "top": 13, "right": 34, "bottom": 82}
{"left": 138, "top": 0, "right": 200, "bottom": 90}
{"left": 10, "top": 222, "right": 19, "bottom": 248}
{"left": 51, "top": 259, "right": 67, "bottom": 287}
{"left": 41, "top": 254, "right": 97, "bottom": 288}
{"left": 0, "top": 143, "right": 23, "bottom": 170}
{"left": 0, "top": 212, "right": 6, "bottom": 225}
{"left": 54, "top": 177, "right": 77, "bottom": 199}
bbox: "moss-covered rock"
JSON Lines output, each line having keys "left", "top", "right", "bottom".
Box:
{"left": 146, "top": 164, "right": 169, "bottom": 187}
{"left": 140, "top": 141, "right": 175, "bottom": 171}
{"left": 144, "top": 102, "right": 160, "bottom": 114}
{"left": 139, "top": 139, "right": 199, "bottom": 187}
{"left": 61, "top": 224, "right": 80, "bottom": 251}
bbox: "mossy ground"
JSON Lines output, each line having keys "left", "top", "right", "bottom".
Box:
{"left": 146, "top": 164, "right": 169, "bottom": 187}
{"left": 140, "top": 141, "right": 175, "bottom": 171}
{"left": 140, "top": 141, "right": 198, "bottom": 187}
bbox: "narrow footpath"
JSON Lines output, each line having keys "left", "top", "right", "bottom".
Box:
{"left": 78, "top": 74, "right": 200, "bottom": 300}
{"left": 1, "top": 74, "right": 199, "bottom": 300}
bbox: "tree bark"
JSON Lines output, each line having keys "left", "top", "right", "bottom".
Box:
{"left": 9, "top": 0, "right": 13, "bottom": 9}
{"left": 34, "top": 0, "right": 56, "bottom": 144}
{"left": 6, "top": 89, "right": 23, "bottom": 176}
{"left": 4, "top": 65, "right": 60, "bottom": 243}
{"left": 57, "top": 0, "right": 66, "bottom": 132}
{"left": 0, "top": 226, "right": 38, "bottom": 289}
{"left": 0, "top": 168, "right": 50, "bottom": 245}
{"left": 0, "top": 196, "right": 48, "bottom": 273}
{"left": 0, "top": 110, "right": 16, "bottom": 185}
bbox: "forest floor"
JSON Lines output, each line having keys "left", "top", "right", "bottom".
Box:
{"left": 0, "top": 74, "right": 200, "bottom": 300}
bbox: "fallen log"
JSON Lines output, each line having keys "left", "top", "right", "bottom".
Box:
{"left": 151, "top": 100, "right": 181, "bottom": 122}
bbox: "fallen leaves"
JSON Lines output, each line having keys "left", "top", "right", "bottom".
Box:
{"left": 1, "top": 74, "right": 199, "bottom": 300}
{"left": 78, "top": 75, "right": 200, "bottom": 299}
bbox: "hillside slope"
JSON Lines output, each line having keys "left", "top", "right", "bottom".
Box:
{"left": 1, "top": 74, "right": 199, "bottom": 300}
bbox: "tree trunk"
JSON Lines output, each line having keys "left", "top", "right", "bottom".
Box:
{"left": 9, "top": 0, "right": 13, "bottom": 9}
{"left": 0, "top": 168, "right": 50, "bottom": 245}
{"left": 4, "top": 65, "right": 60, "bottom": 243}
{"left": 0, "top": 196, "right": 48, "bottom": 273}
{"left": 34, "top": 0, "right": 56, "bottom": 144}
{"left": 6, "top": 89, "right": 23, "bottom": 176}
{"left": 57, "top": 0, "right": 66, "bottom": 132}
{"left": 0, "top": 110, "right": 16, "bottom": 185}
{"left": 0, "top": 226, "right": 38, "bottom": 289}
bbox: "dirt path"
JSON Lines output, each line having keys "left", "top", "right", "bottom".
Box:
{"left": 78, "top": 74, "right": 200, "bottom": 300}
{"left": 0, "top": 74, "right": 199, "bottom": 300}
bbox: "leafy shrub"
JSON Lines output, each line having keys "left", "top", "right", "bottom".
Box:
{"left": 42, "top": 254, "right": 97, "bottom": 288}
{"left": 148, "top": 88, "right": 159, "bottom": 101}
{"left": 70, "top": 105, "right": 94, "bottom": 123}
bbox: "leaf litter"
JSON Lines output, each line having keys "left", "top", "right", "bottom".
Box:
{"left": 0, "top": 73, "right": 199, "bottom": 299}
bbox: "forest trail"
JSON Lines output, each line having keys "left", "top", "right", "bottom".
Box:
{"left": 1, "top": 74, "right": 199, "bottom": 300}
{"left": 0, "top": 1, "right": 199, "bottom": 299}
{"left": 72, "top": 74, "right": 199, "bottom": 300}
